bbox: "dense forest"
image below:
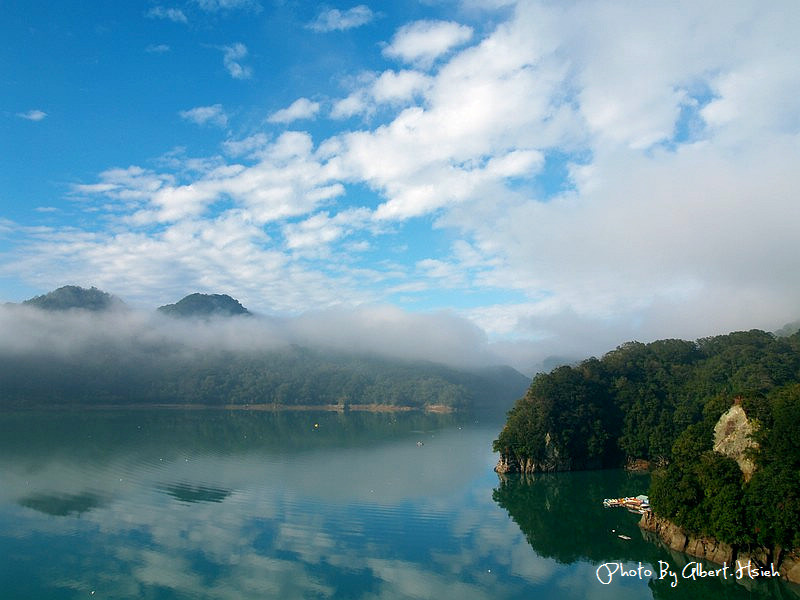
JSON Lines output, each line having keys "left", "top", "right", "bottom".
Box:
{"left": 0, "top": 343, "right": 528, "bottom": 410}
{"left": 493, "top": 328, "right": 800, "bottom": 551}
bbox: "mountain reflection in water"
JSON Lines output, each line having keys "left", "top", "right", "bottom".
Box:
{"left": 19, "top": 491, "right": 107, "bottom": 517}
{"left": 159, "top": 483, "right": 232, "bottom": 504}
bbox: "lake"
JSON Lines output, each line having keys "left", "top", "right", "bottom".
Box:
{"left": 0, "top": 409, "right": 796, "bottom": 599}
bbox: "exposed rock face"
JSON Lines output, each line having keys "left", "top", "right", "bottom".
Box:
{"left": 779, "top": 550, "right": 800, "bottom": 584}
{"left": 494, "top": 432, "right": 573, "bottom": 473}
{"left": 713, "top": 401, "right": 758, "bottom": 481}
{"left": 624, "top": 458, "right": 651, "bottom": 471}
{"left": 640, "top": 512, "right": 800, "bottom": 584}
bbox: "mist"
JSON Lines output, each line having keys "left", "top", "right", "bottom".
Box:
{"left": 0, "top": 303, "right": 504, "bottom": 371}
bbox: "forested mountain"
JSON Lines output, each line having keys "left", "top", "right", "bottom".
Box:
{"left": 1, "top": 286, "right": 529, "bottom": 411}
{"left": 493, "top": 328, "right": 800, "bottom": 553}
{"left": 22, "top": 285, "right": 125, "bottom": 312}
{"left": 0, "top": 344, "right": 529, "bottom": 411}
{"left": 157, "top": 293, "right": 250, "bottom": 318}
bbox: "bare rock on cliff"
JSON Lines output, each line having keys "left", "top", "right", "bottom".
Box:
{"left": 494, "top": 431, "right": 573, "bottom": 474}
{"left": 713, "top": 401, "right": 758, "bottom": 481}
{"left": 780, "top": 550, "right": 800, "bottom": 584}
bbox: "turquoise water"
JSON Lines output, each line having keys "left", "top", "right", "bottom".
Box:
{"left": 0, "top": 410, "right": 796, "bottom": 599}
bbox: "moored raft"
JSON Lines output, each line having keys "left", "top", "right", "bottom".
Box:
{"left": 603, "top": 494, "right": 650, "bottom": 513}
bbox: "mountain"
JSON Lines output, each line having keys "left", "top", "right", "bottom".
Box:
{"left": 157, "top": 293, "right": 250, "bottom": 317}
{"left": 5, "top": 286, "right": 529, "bottom": 412}
{"left": 22, "top": 285, "right": 125, "bottom": 312}
{"left": 494, "top": 329, "right": 800, "bottom": 471}
{"left": 0, "top": 344, "right": 528, "bottom": 412}
{"left": 776, "top": 319, "right": 800, "bottom": 337}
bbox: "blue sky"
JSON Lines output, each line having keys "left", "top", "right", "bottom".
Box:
{"left": 2, "top": 1, "right": 800, "bottom": 371}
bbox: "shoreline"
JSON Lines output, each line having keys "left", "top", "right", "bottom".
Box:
{"left": 0, "top": 402, "right": 455, "bottom": 414}
{"left": 639, "top": 511, "right": 800, "bottom": 584}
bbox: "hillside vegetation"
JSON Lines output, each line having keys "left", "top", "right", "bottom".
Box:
{"left": 494, "top": 329, "right": 800, "bottom": 549}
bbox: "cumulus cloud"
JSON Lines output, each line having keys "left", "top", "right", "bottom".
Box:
{"left": 307, "top": 5, "right": 374, "bottom": 32}
{"left": 221, "top": 43, "right": 251, "bottom": 79}
{"left": 384, "top": 20, "right": 474, "bottom": 67}
{"left": 222, "top": 133, "right": 269, "bottom": 157}
{"left": 17, "top": 109, "right": 47, "bottom": 121}
{"left": 267, "top": 98, "right": 320, "bottom": 124}
{"left": 331, "top": 69, "right": 432, "bottom": 119}
{"left": 179, "top": 104, "right": 228, "bottom": 127}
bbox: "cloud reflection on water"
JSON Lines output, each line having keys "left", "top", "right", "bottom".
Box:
{"left": 0, "top": 411, "right": 597, "bottom": 599}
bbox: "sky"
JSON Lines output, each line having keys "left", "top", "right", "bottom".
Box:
{"left": 2, "top": 0, "right": 800, "bottom": 373}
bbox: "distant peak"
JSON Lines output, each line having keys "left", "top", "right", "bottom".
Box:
{"left": 22, "top": 285, "right": 125, "bottom": 312}
{"left": 157, "top": 293, "right": 250, "bottom": 318}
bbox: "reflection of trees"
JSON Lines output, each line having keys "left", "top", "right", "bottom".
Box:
{"left": 492, "top": 470, "right": 650, "bottom": 564}
{"left": 0, "top": 409, "right": 463, "bottom": 462}
{"left": 493, "top": 472, "right": 799, "bottom": 599}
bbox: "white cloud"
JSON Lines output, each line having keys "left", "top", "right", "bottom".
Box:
{"left": 146, "top": 6, "right": 188, "bottom": 23}
{"left": 332, "top": 69, "right": 432, "bottom": 119}
{"left": 221, "top": 43, "right": 252, "bottom": 79}
{"left": 179, "top": 104, "right": 228, "bottom": 127}
{"left": 307, "top": 5, "right": 374, "bottom": 32}
{"left": 222, "top": 133, "right": 269, "bottom": 157}
{"left": 17, "top": 109, "right": 47, "bottom": 121}
{"left": 330, "top": 94, "right": 366, "bottom": 120}
{"left": 372, "top": 69, "right": 431, "bottom": 103}
{"left": 72, "top": 166, "right": 171, "bottom": 204}
{"left": 267, "top": 98, "right": 320, "bottom": 124}
{"left": 282, "top": 208, "right": 367, "bottom": 254}
{"left": 384, "top": 20, "right": 473, "bottom": 67}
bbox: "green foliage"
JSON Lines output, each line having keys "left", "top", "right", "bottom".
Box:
{"left": 648, "top": 382, "right": 800, "bottom": 548}
{"left": 0, "top": 344, "right": 529, "bottom": 411}
{"left": 495, "top": 326, "right": 800, "bottom": 548}
{"left": 22, "top": 285, "right": 123, "bottom": 312}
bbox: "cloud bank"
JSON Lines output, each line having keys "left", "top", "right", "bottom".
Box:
{"left": 0, "top": 303, "right": 501, "bottom": 370}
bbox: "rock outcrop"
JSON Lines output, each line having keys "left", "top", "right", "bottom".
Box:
{"left": 640, "top": 511, "right": 800, "bottom": 584}
{"left": 495, "top": 432, "right": 585, "bottom": 473}
{"left": 713, "top": 400, "right": 758, "bottom": 481}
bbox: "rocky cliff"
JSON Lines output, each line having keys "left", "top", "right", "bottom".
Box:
{"left": 639, "top": 511, "right": 800, "bottom": 584}
{"left": 494, "top": 432, "right": 576, "bottom": 473}
{"left": 713, "top": 400, "right": 758, "bottom": 481}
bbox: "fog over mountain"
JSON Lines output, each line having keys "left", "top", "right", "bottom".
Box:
{"left": 0, "top": 289, "right": 505, "bottom": 372}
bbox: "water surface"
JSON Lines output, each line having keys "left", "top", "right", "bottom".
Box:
{"left": 0, "top": 410, "right": 796, "bottom": 599}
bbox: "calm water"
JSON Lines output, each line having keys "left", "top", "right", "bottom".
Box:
{"left": 0, "top": 410, "right": 797, "bottom": 600}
